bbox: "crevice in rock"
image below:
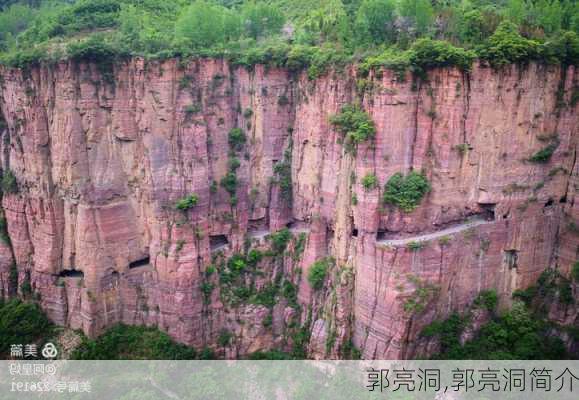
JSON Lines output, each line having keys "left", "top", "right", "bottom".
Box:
{"left": 461, "top": 71, "right": 471, "bottom": 145}
{"left": 408, "top": 78, "right": 421, "bottom": 170}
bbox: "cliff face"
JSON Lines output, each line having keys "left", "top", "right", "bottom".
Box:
{"left": 0, "top": 59, "right": 576, "bottom": 359}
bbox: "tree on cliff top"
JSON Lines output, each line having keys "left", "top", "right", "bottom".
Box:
{"left": 1, "top": 1, "right": 578, "bottom": 69}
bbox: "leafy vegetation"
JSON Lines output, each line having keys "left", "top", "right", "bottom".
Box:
{"left": 402, "top": 274, "right": 439, "bottom": 313}
{"left": 0, "top": 299, "right": 52, "bottom": 357}
{"left": 227, "top": 128, "right": 246, "bottom": 151}
{"left": 1, "top": 169, "right": 18, "bottom": 194}
{"left": 383, "top": 171, "right": 430, "bottom": 212}
{"left": 0, "top": 215, "right": 10, "bottom": 244}
{"left": 269, "top": 228, "right": 292, "bottom": 255}
{"left": 361, "top": 173, "right": 378, "bottom": 191}
{"left": 528, "top": 140, "right": 559, "bottom": 163}
{"left": 409, "top": 38, "right": 476, "bottom": 72}
{"left": 1, "top": 0, "right": 578, "bottom": 71}
{"left": 71, "top": 324, "right": 200, "bottom": 359}
{"left": 217, "top": 329, "right": 233, "bottom": 347}
{"left": 423, "top": 271, "right": 576, "bottom": 360}
{"left": 473, "top": 289, "right": 499, "bottom": 312}
{"left": 307, "top": 257, "right": 333, "bottom": 290}
{"left": 175, "top": 194, "right": 199, "bottom": 210}
{"left": 272, "top": 146, "right": 292, "bottom": 205}
{"left": 406, "top": 240, "right": 424, "bottom": 251}
{"left": 424, "top": 301, "right": 569, "bottom": 359}
{"left": 572, "top": 261, "right": 579, "bottom": 282}
{"left": 330, "top": 104, "right": 376, "bottom": 153}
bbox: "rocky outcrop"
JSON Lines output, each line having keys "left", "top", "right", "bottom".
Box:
{"left": 0, "top": 58, "right": 576, "bottom": 358}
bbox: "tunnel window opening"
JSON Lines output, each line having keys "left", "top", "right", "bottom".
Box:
{"left": 503, "top": 250, "right": 518, "bottom": 269}
{"left": 210, "top": 235, "right": 228, "bottom": 251}
{"left": 58, "top": 269, "right": 84, "bottom": 278}
{"left": 129, "top": 256, "right": 150, "bottom": 269}
{"left": 559, "top": 195, "right": 567, "bottom": 204}
{"left": 377, "top": 230, "right": 388, "bottom": 240}
{"left": 352, "top": 228, "right": 359, "bottom": 237}
{"left": 479, "top": 203, "right": 496, "bottom": 221}
{"left": 286, "top": 221, "right": 296, "bottom": 229}
{"left": 545, "top": 198, "right": 554, "bottom": 207}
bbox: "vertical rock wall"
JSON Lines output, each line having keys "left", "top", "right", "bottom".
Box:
{"left": 0, "top": 59, "right": 576, "bottom": 358}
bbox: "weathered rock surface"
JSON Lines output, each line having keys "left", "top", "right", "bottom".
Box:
{"left": 0, "top": 59, "right": 576, "bottom": 358}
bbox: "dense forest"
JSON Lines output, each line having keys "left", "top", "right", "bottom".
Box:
{"left": 0, "top": 0, "right": 577, "bottom": 73}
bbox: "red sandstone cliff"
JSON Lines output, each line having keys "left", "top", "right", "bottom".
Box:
{"left": 0, "top": 59, "right": 576, "bottom": 358}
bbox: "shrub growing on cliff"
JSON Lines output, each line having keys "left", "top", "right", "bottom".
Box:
{"left": 477, "top": 21, "right": 541, "bottom": 66}
{"left": 572, "top": 261, "right": 579, "bottom": 282}
{"left": 473, "top": 289, "right": 498, "bottom": 312}
{"left": 220, "top": 172, "right": 238, "bottom": 196}
{"left": 228, "top": 128, "right": 246, "bottom": 151}
{"left": 409, "top": 38, "right": 475, "bottom": 72}
{"left": 67, "top": 34, "right": 123, "bottom": 63}
{"left": 1, "top": 169, "right": 18, "bottom": 194}
{"left": 0, "top": 216, "right": 9, "bottom": 245}
{"left": 308, "top": 258, "right": 332, "bottom": 290}
{"left": 528, "top": 141, "right": 559, "bottom": 163}
{"left": 329, "top": 104, "right": 376, "bottom": 153}
{"left": 359, "top": 48, "right": 411, "bottom": 80}
{"left": 269, "top": 228, "right": 291, "bottom": 255}
{"left": 175, "top": 194, "right": 199, "bottom": 210}
{"left": 272, "top": 147, "right": 293, "bottom": 205}
{"left": 361, "top": 173, "right": 378, "bottom": 191}
{"left": 383, "top": 171, "right": 430, "bottom": 212}
{"left": 217, "top": 329, "right": 233, "bottom": 347}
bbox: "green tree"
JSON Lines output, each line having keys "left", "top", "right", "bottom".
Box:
{"left": 383, "top": 171, "right": 430, "bottom": 212}
{"left": 478, "top": 20, "right": 541, "bottom": 65}
{"left": 535, "top": 0, "right": 563, "bottom": 35}
{"left": 308, "top": 258, "right": 331, "bottom": 290}
{"left": 398, "top": 0, "right": 434, "bottom": 37}
{"left": 0, "top": 3, "right": 35, "bottom": 51}
{"left": 354, "top": 0, "right": 396, "bottom": 45}
{"left": 459, "top": 9, "right": 485, "bottom": 44}
{"left": 241, "top": 1, "right": 285, "bottom": 40}
{"left": 174, "top": 1, "right": 230, "bottom": 49}
{"left": 299, "top": 0, "right": 350, "bottom": 45}
{"left": 504, "top": 0, "right": 526, "bottom": 25}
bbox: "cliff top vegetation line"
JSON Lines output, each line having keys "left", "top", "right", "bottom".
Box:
{"left": 0, "top": 0, "right": 577, "bottom": 74}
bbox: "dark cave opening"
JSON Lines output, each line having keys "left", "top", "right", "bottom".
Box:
{"left": 129, "top": 256, "right": 150, "bottom": 269}
{"left": 58, "top": 269, "right": 84, "bottom": 278}
{"left": 210, "top": 235, "right": 229, "bottom": 251}
{"left": 479, "top": 203, "right": 496, "bottom": 221}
